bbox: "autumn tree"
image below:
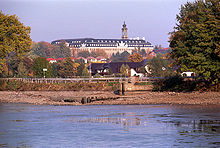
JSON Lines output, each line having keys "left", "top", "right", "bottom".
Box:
{"left": 128, "top": 53, "right": 143, "bottom": 62}
{"left": 30, "top": 42, "right": 51, "bottom": 58}
{"left": 30, "top": 41, "right": 71, "bottom": 59}
{"left": 169, "top": 0, "right": 220, "bottom": 88}
{"left": 57, "top": 57, "right": 79, "bottom": 78}
{"left": 5, "top": 56, "right": 33, "bottom": 77}
{"left": 0, "top": 11, "right": 32, "bottom": 73}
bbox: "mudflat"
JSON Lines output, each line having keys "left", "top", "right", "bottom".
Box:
{"left": 0, "top": 91, "right": 219, "bottom": 106}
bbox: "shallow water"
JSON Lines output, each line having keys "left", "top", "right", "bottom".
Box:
{"left": 0, "top": 104, "right": 219, "bottom": 147}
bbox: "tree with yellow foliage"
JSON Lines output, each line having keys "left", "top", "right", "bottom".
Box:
{"left": 0, "top": 11, "right": 32, "bottom": 74}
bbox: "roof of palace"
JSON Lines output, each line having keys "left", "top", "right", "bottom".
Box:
{"left": 51, "top": 38, "right": 153, "bottom": 48}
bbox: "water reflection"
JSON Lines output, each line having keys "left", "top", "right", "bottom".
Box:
{"left": 0, "top": 104, "right": 219, "bottom": 147}
{"left": 78, "top": 117, "right": 141, "bottom": 131}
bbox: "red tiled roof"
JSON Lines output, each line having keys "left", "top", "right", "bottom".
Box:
{"left": 56, "top": 58, "right": 64, "bottom": 61}
{"left": 47, "top": 58, "right": 55, "bottom": 61}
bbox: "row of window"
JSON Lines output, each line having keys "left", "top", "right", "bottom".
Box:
{"left": 71, "top": 40, "right": 144, "bottom": 44}
{"left": 72, "top": 44, "right": 152, "bottom": 47}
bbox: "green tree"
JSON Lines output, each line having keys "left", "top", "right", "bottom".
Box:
{"left": 169, "top": 0, "right": 220, "bottom": 87}
{"left": 110, "top": 51, "right": 130, "bottom": 62}
{"left": 120, "top": 64, "right": 130, "bottom": 77}
{"left": 76, "top": 62, "right": 85, "bottom": 76}
{"left": 147, "top": 56, "right": 174, "bottom": 77}
{"left": 52, "top": 41, "right": 71, "bottom": 58}
{"left": 51, "top": 63, "right": 58, "bottom": 78}
{"left": 32, "top": 57, "right": 52, "bottom": 78}
{"left": 0, "top": 11, "right": 32, "bottom": 73}
{"left": 81, "top": 66, "right": 90, "bottom": 77}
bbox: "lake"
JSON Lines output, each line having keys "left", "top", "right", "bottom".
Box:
{"left": 0, "top": 104, "right": 219, "bottom": 147}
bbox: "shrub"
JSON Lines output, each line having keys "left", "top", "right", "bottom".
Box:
{"left": 153, "top": 75, "right": 197, "bottom": 92}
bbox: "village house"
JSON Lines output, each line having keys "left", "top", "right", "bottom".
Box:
{"left": 90, "top": 60, "right": 148, "bottom": 76}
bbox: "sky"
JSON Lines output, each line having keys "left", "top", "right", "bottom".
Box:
{"left": 0, "top": 0, "right": 193, "bottom": 47}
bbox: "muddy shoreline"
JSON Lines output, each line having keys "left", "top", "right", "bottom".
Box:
{"left": 0, "top": 91, "right": 220, "bottom": 106}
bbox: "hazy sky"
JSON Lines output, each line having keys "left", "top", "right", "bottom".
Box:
{"left": 1, "top": 0, "right": 193, "bottom": 47}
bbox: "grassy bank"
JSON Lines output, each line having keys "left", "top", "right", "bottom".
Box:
{"left": 0, "top": 79, "right": 120, "bottom": 91}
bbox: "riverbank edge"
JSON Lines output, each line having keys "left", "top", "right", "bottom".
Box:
{"left": 0, "top": 91, "right": 220, "bottom": 106}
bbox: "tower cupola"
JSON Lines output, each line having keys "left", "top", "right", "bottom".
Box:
{"left": 121, "top": 21, "right": 128, "bottom": 39}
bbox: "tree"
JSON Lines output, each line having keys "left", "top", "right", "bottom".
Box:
{"left": 5, "top": 56, "right": 33, "bottom": 77}
{"left": 120, "top": 64, "right": 130, "bottom": 77}
{"left": 128, "top": 53, "right": 143, "bottom": 62}
{"left": 147, "top": 56, "right": 174, "bottom": 77}
{"left": 32, "top": 57, "right": 52, "bottom": 78}
{"left": 81, "top": 66, "right": 90, "bottom": 77}
{"left": 52, "top": 41, "right": 71, "bottom": 58}
{"left": 57, "top": 57, "right": 78, "bottom": 78}
{"left": 140, "top": 49, "right": 147, "bottom": 57}
{"left": 51, "top": 63, "right": 58, "bottom": 78}
{"left": 31, "top": 41, "right": 52, "bottom": 58}
{"left": 110, "top": 51, "right": 130, "bottom": 62}
{"left": 78, "top": 51, "right": 90, "bottom": 58}
{"left": 91, "top": 49, "right": 108, "bottom": 58}
{"left": 169, "top": 0, "right": 220, "bottom": 87}
{"left": 76, "top": 62, "right": 85, "bottom": 76}
{"left": 30, "top": 41, "right": 71, "bottom": 59}
{"left": 17, "top": 62, "right": 28, "bottom": 78}
{"left": 0, "top": 11, "right": 32, "bottom": 73}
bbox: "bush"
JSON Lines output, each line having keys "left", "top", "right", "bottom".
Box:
{"left": 153, "top": 75, "right": 197, "bottom": 92}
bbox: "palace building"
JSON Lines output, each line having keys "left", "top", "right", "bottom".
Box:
{"left": 51, "top": 22, "right": 154, "bottom": 57}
